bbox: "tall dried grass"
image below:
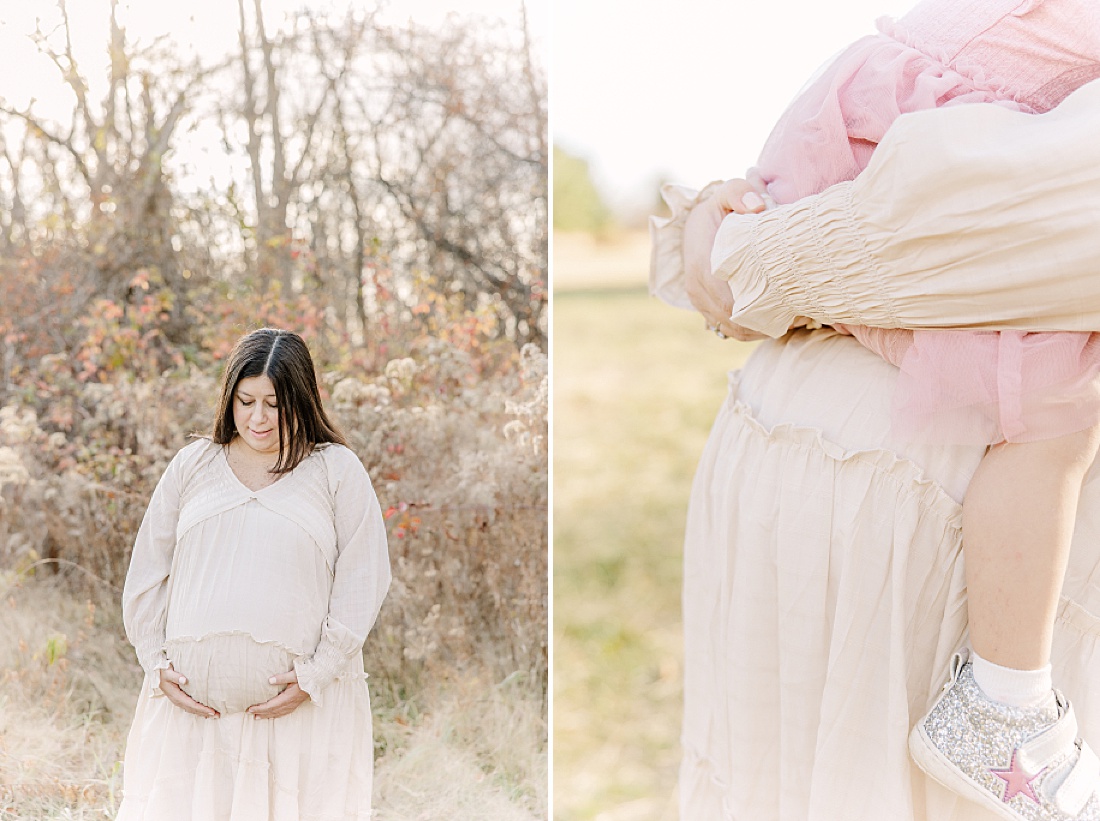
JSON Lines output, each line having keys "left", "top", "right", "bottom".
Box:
{"left": 373, "top": 673, "right": 547, "bottom": 820}
{"left": 0, "top": 577, "right": 130, "bottom": 819}
{"left": 0, "top": 574, "right": 545, "bottom": 819}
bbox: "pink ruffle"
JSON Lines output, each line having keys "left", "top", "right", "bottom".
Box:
{"left": 834, "top": 327, "right": 1100, "bottom": 444}
{"left": 894, "top": 331, "right": 1100, "bottom": 444}
{"left": 755, "top": 32, "right": 1031, "bottom": 204}
{"left": 755, "top": 10, "right": 1100, "bottom": 445}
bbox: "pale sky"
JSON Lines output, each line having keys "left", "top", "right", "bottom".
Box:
{"left": 0, "top": 0, "right": 547, "bottom": 127}
{"left": 0, "top": 0, "right": 546, "bottom": 220}
{"left": 552, "top": 0, "right": 915, "bottom": 216}
{"left": 1, "top": 0, "right": 931, "bottom": 220}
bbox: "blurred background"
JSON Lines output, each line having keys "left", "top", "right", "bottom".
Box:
{"left": 0, "top": 1, "right": 546, "bottom": 818}
{"left": 552, "top": 1, "right": 913, "bottom": 818}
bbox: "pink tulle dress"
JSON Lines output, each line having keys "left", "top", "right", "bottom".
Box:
{"left": 752, "top": 0, "right": 1100, "bottom": 444}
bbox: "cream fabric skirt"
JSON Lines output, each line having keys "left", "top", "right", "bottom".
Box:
{"left": 116, "top": 658, "right": 374, "bottom": 821}
{"left": 680, "top": 330, "right": 1100, "bottom": 821}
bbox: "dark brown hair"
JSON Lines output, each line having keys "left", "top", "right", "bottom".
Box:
{"left": 211, "top": 328, "right": 346, "bottom": 473}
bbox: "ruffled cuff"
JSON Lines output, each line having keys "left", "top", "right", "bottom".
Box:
{"left": 134, "top": 638, "right": 171, "bottom": 697}
{"left": 711, "top": 180, "right": 891, "bottom": 338}
{"left": 293, "top": 640, "right": 352, "bottom": 707}
{"left": 648, "top": 180, "right": 726, "bottom": 310}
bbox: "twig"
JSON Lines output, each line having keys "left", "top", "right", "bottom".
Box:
{"left": 1, "top": 558, "right": 121, "bottom": 596}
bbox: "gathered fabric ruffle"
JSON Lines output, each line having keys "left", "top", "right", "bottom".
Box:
{"left": 648, "top": 181, "right": 726, "bottom": 311}
{"left": 165, "top": 633, "right": 299, "bottom": 716}
{"left": 680, "top": 332, "right": 1100, "bottom": 819}
{"left": 754, "top": 28, "right": 1032, "bottom": 206}
{"left": 838, "top": 326, "right": 1100, "bottom": 445}
{"left": 116, "top": 662, "right": 374, "bottom": 821}
{"left": 895, "top": 330, "right": 1100, "bottom": 444}
{"left": 654, "top": 3, "right": 1100, "bottom": 446}
{"left": 872, "top": 13, "right": 1033, "bottom": 108}
{"left": 745, "top": 3, "right": 1100, "bottom": 446}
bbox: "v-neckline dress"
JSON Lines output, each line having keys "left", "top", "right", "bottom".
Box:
{"left": 118, "top": 437, "right": 390, "bottom": 821}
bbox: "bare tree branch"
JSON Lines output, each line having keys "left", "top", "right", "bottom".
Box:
{"left": 0, "top": 102, "right": 92, "bottom": 185}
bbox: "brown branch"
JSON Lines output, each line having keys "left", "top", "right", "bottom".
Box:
{"left": 0, "top": 103, "right": 92, "bottom": 185}
{"left": 237, "top": 0, "right": 266, "bottom": 266}
{"left": 253, "top": 0, "right": 285, "bottom": 200}
{"left": 288, "top": 78, "right": 336, "bottom": 189}
{"left": 55, "top": 0, "right": 103, "bottom": 164}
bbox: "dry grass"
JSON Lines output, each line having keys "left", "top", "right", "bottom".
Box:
{"left": 0, "top": 573, "right": 546, "bottom": 820}
{"left": 551, "top": 232, "right": 651, "bottom": 290}
{"left": 552, "top": 231, "right": 755, "bottom": 820}
{"left": 373, "top": 674, "right": 546, "bottom": 820}
{"left": 0, "top": 574, "right": 131, "bottom": 820}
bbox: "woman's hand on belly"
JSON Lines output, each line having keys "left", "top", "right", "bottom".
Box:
{"left": 160, "top": 664, "right": 221, "bottom": 718}
{"left": 246, "top": 669, "right": 310, "bottom": 719}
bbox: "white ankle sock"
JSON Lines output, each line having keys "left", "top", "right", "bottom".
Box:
{"left": 971, "top": 650, "right": 1056, "bottom": 709}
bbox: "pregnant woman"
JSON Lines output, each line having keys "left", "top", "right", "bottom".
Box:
{"left": 117, "top": 328, "right": 391, "bottom": 820}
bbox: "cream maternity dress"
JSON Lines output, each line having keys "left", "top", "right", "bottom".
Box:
{"left": 118, "top": 438, "right": 390, "bottom": 821}
{"left": 651, "top": 76, "right": 1100, "bottom": 819}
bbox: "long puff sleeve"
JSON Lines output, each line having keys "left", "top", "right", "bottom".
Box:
{"left": 711, "top": 77, "right": 1100, "bottom": 337}
{"left": 294, "top": 446, "right": 391, "bottom": 705}
{"left": 122, "top": 444, "right": 192, "bottom": 694}
{"left": 649, "top": 181, "right": 726, "bottom": 310}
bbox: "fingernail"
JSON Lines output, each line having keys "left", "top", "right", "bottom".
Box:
{"left": 179, "top": 677, "right": 187, "bottom": 685}
{"left": 269, "top": 677, "right": 277, "bottom": 684}
{"left": 741, "top": 192, "right": 765, "bottom": 210}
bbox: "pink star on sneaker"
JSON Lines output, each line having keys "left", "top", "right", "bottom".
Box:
{"left": 991, "top": 749, "right": 1044, "bottom": 804}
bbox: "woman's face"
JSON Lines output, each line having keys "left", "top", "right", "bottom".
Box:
{"left": 233, "top": 374, "right": 280, "bottom": 455}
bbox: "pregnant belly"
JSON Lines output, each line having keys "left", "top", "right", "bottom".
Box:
{"left": 165, "top": 633, "right": 296, "bottom": 715}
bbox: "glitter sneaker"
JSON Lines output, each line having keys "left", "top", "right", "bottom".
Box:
{"left": 909, "top": 650, "right": 1100, "bottom": 820}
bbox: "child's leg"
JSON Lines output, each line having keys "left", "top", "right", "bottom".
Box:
{"left": 840, "top": 322, "right": 1099, "bottom": 670}
{"left": 963, "top": 423, "right": 1100, "bottom": 672}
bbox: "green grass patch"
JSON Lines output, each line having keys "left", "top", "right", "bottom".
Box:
{"left": 553, "top": 284, "right": 755, "bottom": 820}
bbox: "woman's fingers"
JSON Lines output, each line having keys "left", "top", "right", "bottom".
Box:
{"left": 683, "top": 199, "right": 733, "bottom": 320}
{"left": 246, "top": 682, "right": 310, "bottom": 720}
{"left": 715, "top": 318, "right": 766, "bottom": 342}
{"left": 685, "top": 274, "right": 728, "bottom": 319}
{"left": 166, "top": 688, "right": 220, "bottom": 718}
{"left": 682, "top": 183, "right": 769, "bottom": 337}
{"left": 268, "top": 669, "right": 298, "bottom": 687}
{"left": 246, "top": 668, "right": 309, "bottom": 719}
{"left": 158, "top": 666, "right": 220, "bottom": 718}
{"left": 715, "top": 179, "right": 767, "bottom": 215}
{"left": 160, "top": 665, "right": 187, "bottom": 686}
{"left": 156, "top": 666, "right": 309, "bottom": 720}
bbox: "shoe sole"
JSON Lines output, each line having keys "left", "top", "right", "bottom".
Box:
{"left": 908, "top": 722, "right": 1031, "bottom": 821}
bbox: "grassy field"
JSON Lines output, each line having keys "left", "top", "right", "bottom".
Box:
{"left": 0, "top": 573, "right": 545, "bottom": 820}
{"left": 553, "top": 232, "right": 755, "bottom": 820}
